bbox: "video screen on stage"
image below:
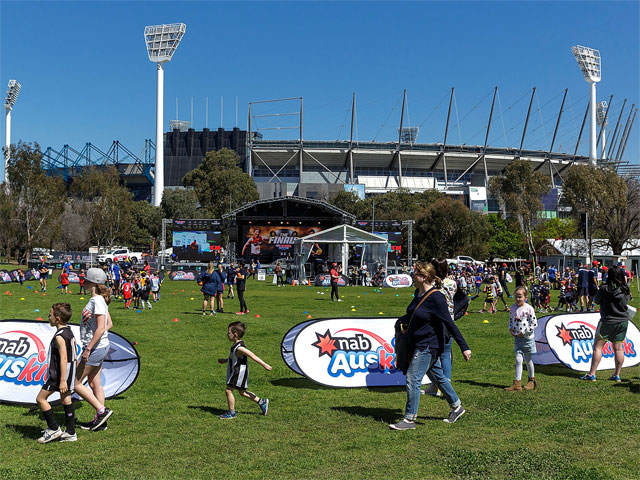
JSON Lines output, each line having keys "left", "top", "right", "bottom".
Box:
{"left": 355, "top": 221, "right": 403, "bottom": 262}
{"left": 241, "top": 225, "right": 324, "bottom": 262}
{"left": 172, "top": 219, "right": 223, "bottom": 262}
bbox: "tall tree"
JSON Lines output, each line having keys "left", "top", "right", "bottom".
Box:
{"left": 599, "top": 176, "right": 640, "bottom": 255}
{"left": 415, "top": 196, "right": 489, "bottom": 260}
{"left": 182, "top": 148, "right": 259, "bottom": 217}
{"left": 58, "top": 199, "right": 92, "bottom": 251}
{"left": 532, "top": 217, "right": 579, "bottom": 257}
{"left": 4, "top": 142, "right": 66, "bottom": 263}
{"left": 562, "top": 164, "right": 627, "bottom": 260}
{"left": 161, "top": 188, "right": 200, "bottom": 219}
{"left": 128, "top": 201, "right": 164, "bottom": 250}
{"left": 71, "top": 166, "right": 133, "bottom": 249}
{"left": 489, "top": 159, "right": 551, "bottom": 266}
{"left": 486, "top": 214, "right": 528, "bottom": 260}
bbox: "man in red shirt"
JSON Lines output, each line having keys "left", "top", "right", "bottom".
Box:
{"left": 330, "top": 263, "right": 341, "bottom": 302}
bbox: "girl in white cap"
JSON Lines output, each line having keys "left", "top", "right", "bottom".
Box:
{"left": 73, "top": 267, "right": 114, "bottom": 431}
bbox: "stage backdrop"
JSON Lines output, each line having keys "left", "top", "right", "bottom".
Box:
{"left": 241, "top": 225, "right": 323, "bottom": 262}
{"left": 281, "top": 317, "right": 430, "bottom": 387}
{"left": 532, "top": 311, "right": 640, "bottom": 371}
{"left": 0, "top": 320, "right": 140, "bottom": 406}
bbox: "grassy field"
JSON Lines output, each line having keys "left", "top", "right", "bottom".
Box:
{"left": 1, "top": 265, "right": 639, "bottom": 480}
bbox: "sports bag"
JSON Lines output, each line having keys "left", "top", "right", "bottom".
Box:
{"left": 394, "top": 289, "right": 437, "bottom": 374}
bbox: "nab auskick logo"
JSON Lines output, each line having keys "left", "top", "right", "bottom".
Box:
{"left": 312, "top": 329, "right": 396, "bottom": 377}
{"left": 555, "top": 321, "right": 636, "bottom": 363}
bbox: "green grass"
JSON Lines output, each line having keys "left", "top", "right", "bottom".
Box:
{"left": 1, "top": 266, "right": 639, "bottom": 479}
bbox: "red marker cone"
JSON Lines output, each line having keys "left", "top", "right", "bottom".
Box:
{"left": 306, "top": 314, "right": 312, "bottom": 319}
{"left": 172, "top": 318, "right": 179, "bottom": 322}
{"left": 255, "top": 314, "right": 261, "bottom": 318}
{"left": 36, "top": 317, "right": 43, "bottom": 321}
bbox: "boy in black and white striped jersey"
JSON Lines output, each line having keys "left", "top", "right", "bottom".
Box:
{"left": 217, "top": 322, "right": 271, "bottom": 419}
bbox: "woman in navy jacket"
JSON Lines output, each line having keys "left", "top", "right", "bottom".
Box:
{"left": 390, "top": 261, "right": 471, "bottom": 430}
{"left": 198, "top": 261, "right": 223, "bottom": 316}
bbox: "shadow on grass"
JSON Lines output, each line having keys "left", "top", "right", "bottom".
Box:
{"left": 270, "top": 377, "right": 326, "bottom": 390}
{"left": 6, "top": 424, "right": 44, "bottom": 439}
{"left": 535, "top": 365, "right": 583, "bottom": 380}
{"left": 613, "top": 380, "right": 640, "bottom": 394}
{"left": 330, "top": 406, "right": 401, "bottom": 423}
{"left": 188, "top": 405, "right": 229, "bottom": 416}
{"left": 457, "top": 379, "right": 506, "bottom": 390}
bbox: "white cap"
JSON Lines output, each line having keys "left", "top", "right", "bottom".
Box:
{"left": 85, "top": 267, "right": 107, "bottom": 285}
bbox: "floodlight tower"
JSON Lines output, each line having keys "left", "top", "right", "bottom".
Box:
{"left": 571, "top": 45, "right": 601, "bottom": 165}
{"left": 4, "top": 80, "right": 21, "bottom": 183}
{"left": 144, "top": 23, "right": 186, "bottom": 206}
{"left": 596, "top": 101, "right": 608, "bottom": 159}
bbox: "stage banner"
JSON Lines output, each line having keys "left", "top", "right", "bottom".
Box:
{"left": 0, "top": 320, "right": 140, "bottom": 406}
{"left": 532, "top": 312, "right": 640, "bottom": 371}
{"left": 0, "top": 270, "right": 12, "bottom": 283}
{"left": 168, "top": 270, "right": 197, "bottom": 281}
{"left": 281, "top": 317, "right": 430, "bottom": 388}
{"left": 314, "top": 274, "right": 349, "bottom": 287}
{"left": 383, "top": 274, "right": 413, "bottom": 288}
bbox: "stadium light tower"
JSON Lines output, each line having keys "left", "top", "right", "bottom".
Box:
{"left": 596, "top": 101, "right": 608, "bottom": 159}
{"left": 144, "top": 23, "right": 186, "bottom": 206}
{"left": 4, "top": 79, "right": 21, "bottom": 183}
{"left": 572, "top": 45, "right": 601, "bottom": 165}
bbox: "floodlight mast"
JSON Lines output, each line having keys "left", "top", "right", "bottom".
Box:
{"left": 144, "top": 23, "right": 186, "bottom": 206}
{"left": 4, "top": 80, "right": 21, "bottom": 184}
{"left": 572, "top": 45, "right": 601, "bottom": 165}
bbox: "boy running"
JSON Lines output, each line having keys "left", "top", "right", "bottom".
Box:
{"left": 217, "top": 322, "right": 271, "bottom": 419}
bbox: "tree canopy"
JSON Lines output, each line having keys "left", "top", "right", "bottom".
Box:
{"left": 489, "top": 159, "right": 551, "bottom": 265}
{"left": 182, "top": 148, "right": 259, "bottom": 217}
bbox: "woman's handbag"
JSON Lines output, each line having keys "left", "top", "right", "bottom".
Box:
{"left": 394, "top": 289, "right": 436, "bottom": 374}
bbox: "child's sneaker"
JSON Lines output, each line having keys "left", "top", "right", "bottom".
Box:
{"left": 59, "top": 431, "right": 77, "bottom": 442}
{"left": 219, "top": 410, "right": 237, "bottom": 419}
{"left": 37, "top": 427, "right": 62, "bottom": 444}
{"left": 579, "top": 373, "right": 596, "bottom": 381}
{"left": 443, "top": 405, "right": 465, "bottom": 423}
{"left": 259, "top": 398, "right": 269, "bottom": 416}
{"left": 90, "top": 408, "right": 112, "bottom": 430}
{"left": 608, "top": 374, "right": 622, "bottom": 383}
{"left": 389, "top": 419, "right": 416, "bottom": 430}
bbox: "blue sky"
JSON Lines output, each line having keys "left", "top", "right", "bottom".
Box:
{"left": 1, "top": 1, "right": 638, "bottom": 175}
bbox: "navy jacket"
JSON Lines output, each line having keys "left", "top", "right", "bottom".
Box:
{"left": 406, "top": 287, "right": 470, "bottom": 357}
{"left": 198, "top": 271, "right": 222, "bottom": 295}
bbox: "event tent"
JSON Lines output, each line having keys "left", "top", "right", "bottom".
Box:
{"left": 294, "top": 224, "right": 388, "bottom": 282}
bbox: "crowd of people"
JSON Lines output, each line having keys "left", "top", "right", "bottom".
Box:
{"left": 26, "top": 251, "right": 634, "bottom": 440}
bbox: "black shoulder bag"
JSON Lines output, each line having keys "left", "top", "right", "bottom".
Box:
{"left": 394, "top": 289, "right": 436, "bottom": 374}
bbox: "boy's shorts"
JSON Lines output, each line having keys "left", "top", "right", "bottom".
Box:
{"left": 598, "top": 321, "right": 628, "bottom": 343}
{"left": 83, "top": 345, "right": 109, "bottom": 366}
{"left": 42, "top": 366, "right": 76, "bottom": 392}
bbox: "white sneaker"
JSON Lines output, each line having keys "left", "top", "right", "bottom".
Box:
{"left": 38, "top": 427, "right": 62, "bottom": 444}
{"left": 59, "top": 431, "right": 77, "bottom": 442}
{"left": 337, "top": 299, "right": 343, "bottom": 302}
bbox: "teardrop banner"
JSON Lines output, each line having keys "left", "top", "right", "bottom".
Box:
{"left": 383, "top": 274, "right": 413, "bottom": 288}
{"left": 532, "top": 311, "right": 640, "bottom": 371}
{"left": 281, "top": 317, "right": 430, "bottom": 388}
{"left": 0, "top": 319, "right": 140, "bottom": 406}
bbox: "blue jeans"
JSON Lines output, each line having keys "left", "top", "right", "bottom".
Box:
{"left": 440, "top": 337, "right": 453, "bottom": 380}
{"left": 404, "top": 345, "right": 461, "bottom": 421}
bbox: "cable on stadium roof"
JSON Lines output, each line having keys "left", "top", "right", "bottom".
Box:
{"left": 372, "top": 92, "right": 403, "bottom": 142}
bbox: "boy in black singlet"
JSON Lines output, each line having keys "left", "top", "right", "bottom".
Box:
{"left": 217, "top": 322, "right": 272, "bottom": 419}
{"left": 36, "top": 303, "right": 78, "bottom": 443}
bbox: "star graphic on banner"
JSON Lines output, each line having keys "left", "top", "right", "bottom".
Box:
{"left": 312, "top": 330, "right": 337, "bottom": 357}
{"left": 556, "top": 323, "right": 573, "bottom": 346}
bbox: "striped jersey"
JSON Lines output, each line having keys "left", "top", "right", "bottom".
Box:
{"left": 226, "top": 340, "right": 249, "bottom": 389}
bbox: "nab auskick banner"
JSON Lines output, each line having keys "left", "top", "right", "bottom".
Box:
{"left": 532, "top": 312, "right": 640, "bottom": 371}
{"left": 281, "top": 317, "right": 430, "bottom": 387}
{"left": 383, "top": 274, "right": 413, "bottom": 288}
{"left": 0, "top": 320, "right": 140, "bottom": 405}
